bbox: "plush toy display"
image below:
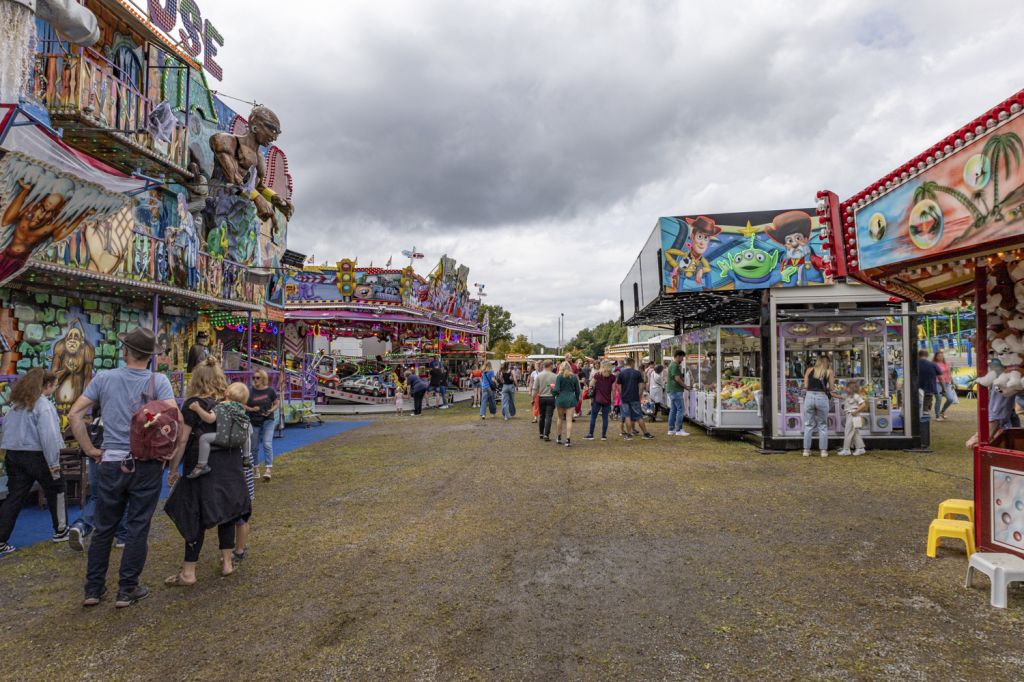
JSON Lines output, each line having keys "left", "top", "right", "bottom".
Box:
{"left": 980, "top": 262, "right": 1024, "bottom": 396}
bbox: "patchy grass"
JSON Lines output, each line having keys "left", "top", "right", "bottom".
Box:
{"left": 0, "top": 398, "right": 1020, "bottom": 680}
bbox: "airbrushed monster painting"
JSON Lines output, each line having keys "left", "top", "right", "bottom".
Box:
{"left": 661, "top": 209, "right": 831, "bottom": 292}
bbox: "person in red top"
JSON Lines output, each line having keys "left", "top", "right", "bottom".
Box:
{"left": 933, "top": 351, "right": 959, "bottom": 420}
{"left": 584, "top": 362, "right": 616, "bottom": 440}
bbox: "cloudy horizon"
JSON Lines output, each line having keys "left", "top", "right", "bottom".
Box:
{"left": 212, "top": 0, "right": 1023, "bottom": 345}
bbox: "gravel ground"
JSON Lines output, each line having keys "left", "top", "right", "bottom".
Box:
{"left": 1, "top": 398, "right": 1022, "bottom": 681}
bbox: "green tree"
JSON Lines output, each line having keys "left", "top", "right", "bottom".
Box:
{"left": 983, "top": 132, "right": 1023, "bottom": 220}
{"left": 509, "top": 334, "right": 534, "bottom": 356}
{"left": 567, "top": 320, "right": 627, "bottom": 358}
{"left": 491, "top": 339, "right": 511, "bottom": 359}
{"left": 477, "top": 304, "right": 514, "bottom": 348}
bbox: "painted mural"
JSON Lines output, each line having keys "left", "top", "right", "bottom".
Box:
{"left": 286, "top": 267, "right": 412, "bottom": 306}
{"left": 856, "top": 114, "right": 1024, "bottom": 271}
{"left": 660, "top": 209, "right": 832, "bottom": 292}
{"left": 417, "top": 255, "right": 479, "bottom": 321}
{"left": 0, "top": 288, "right": 196, "bottom": 412}
{"left": 0, "top": 153, "right": 128, "bottom": 286}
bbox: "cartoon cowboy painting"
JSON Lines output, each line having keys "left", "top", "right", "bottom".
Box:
{"left": 679, "top": 215, "right": 721, "bottom": 287}
{"left": 764, "top": 210, "right": 824, "bottom": 286}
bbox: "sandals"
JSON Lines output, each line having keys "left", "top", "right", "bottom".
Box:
{"left": 164, "top": 573, "right": 196, "bottom": 587}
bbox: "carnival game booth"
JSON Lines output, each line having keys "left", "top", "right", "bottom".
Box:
{"left": 821, "top": 88, "right": 1024, "bottom": 558}
{"left": 621, "top": 208, "right": 918, "bottom": 450}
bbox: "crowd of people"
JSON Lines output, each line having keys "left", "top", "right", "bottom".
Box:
{"left": 0, "top": 326, "right": 280, "bottom": 610}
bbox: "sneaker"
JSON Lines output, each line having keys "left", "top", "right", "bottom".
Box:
{"left": 539, "top": 434, "right": 545, "bottom": 440}
{"left": 263, "top": 468, "right": 272, "bottom": 481}
{"left": 675, "top": 430, "right": 690, "bottom": 436}
{"left": 623, "top": 434, "right": 633, "bottom": 441}
{"left": 820, "top": 450, "right": 829, "bottom": 458}
{"left": 82, "top": 588, "right": 106, "bottom": 607}
{"left": 565, "top": 439, "right": 571, "bottom": 448}
{"left": 0, "top": 543, "right": 16, "bottom": 558}
{"left": 440, "top": 405, "right": 449, "bottom": 410}
{"left": 115, "top": 539, "right": 126, "bottom": 549}
{"left": 667, "top": 430, "right": 676, "bottom": 436}
{"left": 642, "top": 433, "right": 655, "bottom": 440}
{"left": 584, "top": 434, "right": 595, "bottom": 440}
{"left": 802, "top": 450, "right": 810, "bottom": 457}
{"left": 186, "top": 464, "right": 211, "bottom": 479}
{"left": 52, "top": 527, "right": 70, "bottom": 543}
{"left": 543, "top": 436, "right": 551, "bottom": 442}
{"left": 68, "top": 524, "right": 90, "bottom": 552}
{"left": 853, "top": 449, "right": 866, "bottom": 456}
{"left": 115, "top": 585, "right": 150, "bottom": 609}
{"left": 232, "top": 548, "right": 248, "bottom": 563}
{"left": 556, "top": 436, "right": 562, "bottom": 444}
{"left": 837, "top": 449, "right": 851, "bottom": 457}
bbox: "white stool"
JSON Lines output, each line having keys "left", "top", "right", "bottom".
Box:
{"left": 965, "top": 552, "right": 1024, "bottom": 608}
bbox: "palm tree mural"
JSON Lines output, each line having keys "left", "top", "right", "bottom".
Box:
{"left": 913, "top": 181, "right": 984, "bottom": 226}
{"left": 983, "top": 132, "right": 1024, "bottom": 220}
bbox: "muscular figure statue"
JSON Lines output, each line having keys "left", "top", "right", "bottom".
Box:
{"left": 209, "top": 105, "right": 294, "bottom": 223}
{"left": 0, "top": 179, "right": 94, "bottom": 283}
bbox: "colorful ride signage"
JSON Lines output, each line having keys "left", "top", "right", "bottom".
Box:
{"left": 146, "top": 0, "right": 225, "bottom": 80}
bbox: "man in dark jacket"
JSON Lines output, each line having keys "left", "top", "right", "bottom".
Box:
{"left": 917, "top": 349, "right": 940, "bottom": 419}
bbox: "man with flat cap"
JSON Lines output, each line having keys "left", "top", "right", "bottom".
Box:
{"left": 69, "top": 326, "right": 179, "bottom": 609}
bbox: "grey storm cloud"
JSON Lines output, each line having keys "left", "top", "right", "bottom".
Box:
{"left": 212, "top": 0, "right": 1024, "bottom": 344}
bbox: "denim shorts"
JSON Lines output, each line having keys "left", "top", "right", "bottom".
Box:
{"left": 621, "top": 401, "right": 644, "bottom": 421}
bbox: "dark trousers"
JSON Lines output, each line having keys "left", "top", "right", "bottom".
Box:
{"left": 184, "top": 522, "right": 236, "bottom": 562}
{"left": 538, "top": 397, "right": 556, "bottom": 437}
{"left": 413, "top": 390, "right": 426, "bottom": 415}
{"left": 0, "top": 449, "right": 66, "bottom": 543}
{"left": 588, "top": 403, "right": 610, "bottom": 438}
{"left": 85, "top": 460, "right": 163, "bottom": 594}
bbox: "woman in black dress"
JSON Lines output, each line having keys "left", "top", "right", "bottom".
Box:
{"left": 163, "top": 358, "right": 251, "bottom": 584}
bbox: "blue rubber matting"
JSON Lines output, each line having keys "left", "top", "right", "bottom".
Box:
{"left": 3, "top": 420, "right": 370, "bottom": 550}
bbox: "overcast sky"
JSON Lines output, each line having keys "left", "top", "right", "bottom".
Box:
{"left": 212, "top": 0, "right": 1023, "bottom": 345}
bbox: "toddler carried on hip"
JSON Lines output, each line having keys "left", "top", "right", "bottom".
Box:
{"left": 187, "top": 382, "right": 252, "bottom": 478}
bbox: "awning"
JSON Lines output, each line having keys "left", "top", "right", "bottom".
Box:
{"left": 0, "top": 104, "right": 149, "bottom": 194}
{"left": 286, "top": 308, "right": 484, "bottom": 334}
{"left": 625, "top": 290, "right": 762, "bottom": 327}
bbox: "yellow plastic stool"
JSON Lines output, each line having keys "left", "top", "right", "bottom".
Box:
{"left": 927, "top": 518, "right": 976, "bottom": 558}
{"left": 938, "top": 498, "right": 975, "bottom": 523}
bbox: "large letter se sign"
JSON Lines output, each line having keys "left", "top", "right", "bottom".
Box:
{"left": 147, "top": 0, "right": 225, "bottom": 80}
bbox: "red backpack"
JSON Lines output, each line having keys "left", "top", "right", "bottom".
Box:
{"left": 130, "top": 375, "right": 181, "bottom": 462}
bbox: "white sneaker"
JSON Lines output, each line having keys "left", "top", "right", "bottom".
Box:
{"left": 675, "top": 430, "right": 690, "bottom": 436}
{"left": 802, "top": 450, "right": 810, "bottom": 457}
{"left": 837, "top": 449, "right": 851, "bottom": 457}
{"left": 820, "top": 450, "right": 828, "bottom": 458}
{"left": 667, "top": 430, "right": 676, "bottom": 436}
{"left": 853, "top": 449, "right": 866, "bottom": 456}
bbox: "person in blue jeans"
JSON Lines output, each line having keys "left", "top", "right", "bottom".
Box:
{"left": 585, "top": 362, "right": 615, "bottom": 440}
{"left": 665, "top": 350, "right": 690, "bottom": 437}
{"left": 245, "top": 369, "right": 279, "bottom": 481}
{"left": 68, "top": 327, "right": 180, "bottom": 609}
{"left": 499, "top": 362, "right": 517, "bottom": 420}
{"left": 802, "top": 355, "right": 835, "bottom": 458}
{"left": 480, "top": 365, "right": 498, "bottom": 419}
{"left": 68, "top": 401, "right": 128, "bottom": 551}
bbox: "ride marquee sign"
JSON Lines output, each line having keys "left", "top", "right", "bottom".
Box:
{"left": 146, "top": 0, "right": 226, "bottom": 80}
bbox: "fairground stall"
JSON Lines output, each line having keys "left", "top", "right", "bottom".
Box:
{"left": 621, "top": 208, "right": 918, "bottom": 450}
{"left": 822, "top": 88, "right": 1024, "bottom": 558}
{"left": 0, "top": 0, "right": 296, "bottom": 414}
{"left": 283, "top": 255, "right": 485, "bottom": 406}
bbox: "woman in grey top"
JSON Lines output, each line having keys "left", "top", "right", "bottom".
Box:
{"left": 0, "top": 369, "right": 67, "bottom": 556}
